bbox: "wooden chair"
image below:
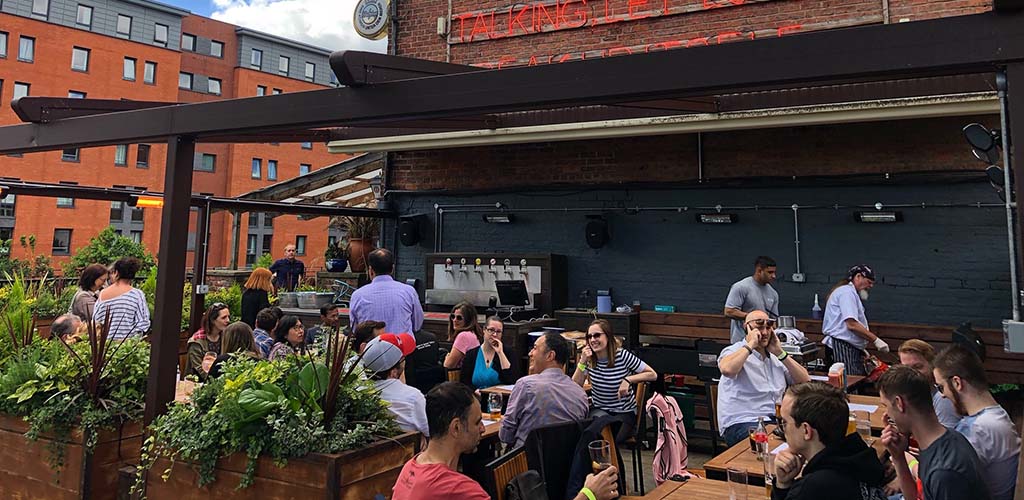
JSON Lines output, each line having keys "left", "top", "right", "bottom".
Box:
{"left": 620, "top": 382, "right": 649, "bottom": 495}
{"left": 706, "top": 380, "right": 721, "bottom": 455}
{"left": 486, "top": 446, "right": 529, "bottom": 500}
{"left": 599, "top": 425, "right": 628, "bottom": 494}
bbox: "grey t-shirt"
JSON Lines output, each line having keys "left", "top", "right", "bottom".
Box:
{"left": 919, "top": 429, "right": 991, "bottom": 500}
{"left": 933, "top": 389, "right": 961, "bottom": 429}
{"left": 725, "top": 276, "right": 780, "bottom": 343}
{"left": 955, "top": 405, "right": 1020, "bottom": 500}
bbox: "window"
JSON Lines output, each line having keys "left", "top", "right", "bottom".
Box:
{"left": 305, "top": 62, "right": 315, "bottom": 81}
{"left": 116, "top": 15, "right": 131, "bottom": 37}
{"left": 250, "top": 48, "right": 262, "bottom": 69}
{"left": 0, "top": 195, "right": 14, "bottom": 217}
{"left": 329, "top": 72, "right": 338, "bottom": 87}
{"left": 56, "top": 182, "right": 77, "bottom": 207}
{"left": 18, "top": 36, "right": 34, "bottom": 62}
{"left": 68, "top": 90, "right": 86, "bottom": 98}
{"left": 123, "top": 57, "right": 136, "bottom": 80}
{"left": 208, "top": 77, "right": 221, "bottom": 95}
{"left": 210, "top": 40, "right": 223, "bottom": 58}
{"left": 129, "top": 230, "right": 142, "bottom": 244}
{"left": 272, "top": 88, "right": 281, "bottom": 95}
{"left": 256, "top": 85, "right": 266, "bottom": 96}
{"left": 251, "top": 158, "right": 261, "bottom": 179}
{"left": 76, "top": 5, "right": 92, "bottom": 27}
{"left": 178, "top": 72, "right": 192, "bottom": 90}
{"left": 13, "top": 82, "right": 29, "bottom": 100}
{"left": 267, "top": 160, "right": 277, "bottom": 180}
{"left": 62, "top": 148, "right": 79, "bottom": 161}
{"left": 110, "top": 201, "right": 123, "bottom": 221}
{"left": 144, "top": 61, "right": 156, "bottom": 84}
{"left": 196, "top": 153, "right": 215, "bottom": 171}
{"left": 52, "top": 229, "right": 71, "bottom": 255}
{"left": 71, "top": 47, "right": 90, "bottom": 72}
{"left": 32, "top": 0, "right": 48, "bottom": 17}
{"left": 181, "top": 33, "right": 195, "bottom": 51}
{"left": 299, "top": 164, "right": 310, "bottom": 175}
{"left": 154, "top": 23, "right": 168, "bottom": 46}
{"left": 301, "top": 141, "right": 312, "bottom": 150}
{"left": 295, "top": 235, "right": 306, "bottom": 255}
{"left": 137, "top": 144, "right": 150, "bottom": 167}
{"left": 0, "top": 32, "right": 7, "bottom": 58}
{"left": 114, "top": 144, "right": 128, "bottom": 166}
{"left": 131, "top": 206, "right": 143, "bottom": 222}
{"left": 278, "top": 56, "right": 289, "bottom": 75}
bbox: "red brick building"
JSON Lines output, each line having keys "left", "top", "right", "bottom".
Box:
{"left": 0, "top": 0, "right": 346, "bottom": 271}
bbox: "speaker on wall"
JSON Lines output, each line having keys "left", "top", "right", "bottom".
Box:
{"left": 585, "top": 217, "right": 608, "bottom": 249}
{"left": 399, "top": 214, "right": 429, "bottom": 247}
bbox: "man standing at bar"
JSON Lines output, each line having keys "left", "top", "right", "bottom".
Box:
{"left": 822, "top": 265, "right": 888, "bottom": 376}
{"left": 349, "top": 248, "right": 424, "bottom": 336}
{"left": 724, "top": 256, "right": 780, "bottom": 344}
{"left": 269, "top": 243, "right": 305, "bottom": 292}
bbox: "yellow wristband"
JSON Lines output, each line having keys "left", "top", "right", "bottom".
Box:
{"left": 580, "top": 487, "right": 597, "bottom": 500}
{"left": 776, "top": 350, "right": 789, "bottom": 361}
{"left": 908, "top": 459, "right": 919, "bottom": 469}
{"left": 577, "top": 363, "right": 587, "bottom": 372}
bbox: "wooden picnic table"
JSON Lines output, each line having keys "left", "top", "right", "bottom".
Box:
{"left": 621, "top": 476, "right": 763, "bottom": 499}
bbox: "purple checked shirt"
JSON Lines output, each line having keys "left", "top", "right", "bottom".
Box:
{"left": 348, "top": 275, "right": 424, "bottom": 334}
{"left": 499, "top": 367, "right": 590, "bottom": 447}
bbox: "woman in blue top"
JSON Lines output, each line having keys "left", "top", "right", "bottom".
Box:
{"left": 460, "top": 316, "right": 515, "bottom": 389}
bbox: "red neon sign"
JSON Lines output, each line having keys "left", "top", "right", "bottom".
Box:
{"left": 449, "top": 0, "right": 775, "bottom": 44}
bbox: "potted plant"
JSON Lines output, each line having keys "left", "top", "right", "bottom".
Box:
{"left": 324, "top": 239, "right": 348, "bottom": 273}
{"left": 135, "top": 335, "right": 416, "bottom": 499}
{"left": 336, "top": 217, "right": 378, "bottom": 273}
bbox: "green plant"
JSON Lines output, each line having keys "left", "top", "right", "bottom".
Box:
{"left": 324, "top": 240, "right": 347, "bottom": 260}
{"left": 254, "top": 253, "right": 273, "bottom": 270}
{"left": 336, "top": 216, "right": 378, "bottom": 240}
{"left": 135, "top": 343, "right": 399, "bottom": 494}
{"left": 62, "top": 227, "right": 156, "bottom": 278}
{"left": 0, "top": 236, "right": 56, "bottom": 279}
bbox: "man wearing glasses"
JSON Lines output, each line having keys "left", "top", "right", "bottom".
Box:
{"left": 717, "top": 310, "right": 811, "bottom": 446}
{"left": 822, "top": 265, "right": 889, "bottom": 376}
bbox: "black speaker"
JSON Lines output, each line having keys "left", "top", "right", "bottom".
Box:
{"left": 995, "top": 0, "right": 1024, "bottom": 11}
{"left": 399, "top": 214, "right": 428, "bottom": 247}
{"left": 585, "top": 219, "right": 608, "bottom": 249}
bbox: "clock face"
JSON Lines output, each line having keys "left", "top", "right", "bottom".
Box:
{"left": 360, "top": 4, "right": 380, "bottom": 24}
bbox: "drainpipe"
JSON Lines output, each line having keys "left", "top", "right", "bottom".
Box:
{"left": 791, "top": 204, "right": 803, "bottom": 280}
{"left": 998, "top": 71, "right": 1020, "bottom": 320}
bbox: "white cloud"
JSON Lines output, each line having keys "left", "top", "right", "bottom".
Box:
{"left": 211, "top": 0, "right": 388, "bottom": 53}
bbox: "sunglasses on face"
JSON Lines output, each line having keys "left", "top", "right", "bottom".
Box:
{"left": 745, "top": 319, "right": 776, "bottom": 330}
{"left": 585, "top": 332, "right": 604, "bottom": 340}
{"left": 450, "top": 314, "right": 464, "bottom": 321}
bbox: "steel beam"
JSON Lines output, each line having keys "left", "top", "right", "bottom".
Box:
{"left": 1008, "top": 63, "right": 1024, "bottom": 314}
{"left": 188, "top": 201, "right": 210, "bottom": 335}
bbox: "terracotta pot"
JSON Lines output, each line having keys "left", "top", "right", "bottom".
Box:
{"left": 347, "top": 239, "right": 375, "bottom": 273}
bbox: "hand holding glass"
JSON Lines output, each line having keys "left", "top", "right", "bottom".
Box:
{"left": 588, "top": 440, "right": 613, "bottom": 474}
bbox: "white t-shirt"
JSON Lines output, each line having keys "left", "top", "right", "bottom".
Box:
{"left": 955, "top": 405, "right": 1020, "bottom": 500}
{"left": 822, "top": 283, "right": 868, "bottom": 349}
{"left": 716, "top": 341, "right": 794, "bottom": 433}
{"left": 375, "top": 379, "right": 429, "bottom": 437}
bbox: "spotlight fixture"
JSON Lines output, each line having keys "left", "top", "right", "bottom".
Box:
{"left": 855, "top": 211, "right": 902, "bottom": 223}
{"left": 482, "top": 213, "right": 514, "bottom": 224}
{"left": 697, "top": 213, "right": 736, "bottom": 224}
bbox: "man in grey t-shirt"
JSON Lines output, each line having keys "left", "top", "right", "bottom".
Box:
{"left": 724, "top": 256, "right": 780, "bottom": 343}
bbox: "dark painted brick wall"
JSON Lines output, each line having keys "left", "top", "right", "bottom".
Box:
{"left": 387, "top": 182, "right": 1011, "bottom": 328}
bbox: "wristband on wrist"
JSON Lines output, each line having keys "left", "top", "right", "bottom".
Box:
{"left": 580, "top": 487, "right": 597, "bottom": 500}
{"left": 577, "top": 363, "right": 587, "bottom": 372}
{"left": 742, "top": 345, "right": 754, "bottom": 355}
{"left": 908, "top": 459, "right": 919, "bottom": 469}
{"left": 776, "top": 350, "right": 789, "bottom": 361}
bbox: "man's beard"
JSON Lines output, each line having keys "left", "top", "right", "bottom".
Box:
{"left": 858, "top": 289, "right": 870, "bottom": 301}
{"left": 949, "top": 386, "right": 968, "bottom": 416}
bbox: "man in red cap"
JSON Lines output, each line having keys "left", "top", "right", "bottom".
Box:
{"left": 362, "top": 333, "right": 429, "bottom": 437}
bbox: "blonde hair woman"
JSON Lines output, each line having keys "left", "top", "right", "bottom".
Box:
{"left": 241, "top": 268, "right": 274, "bottom": 328}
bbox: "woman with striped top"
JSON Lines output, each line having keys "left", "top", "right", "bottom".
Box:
{"left": 573, "top": 319, "right": 657, "bottom": 442}
{"left": 93, "top": 257, "right": 151, "bottom": 341}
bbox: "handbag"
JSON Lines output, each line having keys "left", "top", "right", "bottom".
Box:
{"left": 506, "top": 470, "right": 548, "bottom": 500}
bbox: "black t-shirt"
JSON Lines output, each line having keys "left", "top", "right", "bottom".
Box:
{"left": 919, "top": 429, "right": 991, "bottom": 500}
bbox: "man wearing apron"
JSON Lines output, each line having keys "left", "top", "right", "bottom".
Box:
{"left": 822, "top": 265, "right": 889, "bottom": 375}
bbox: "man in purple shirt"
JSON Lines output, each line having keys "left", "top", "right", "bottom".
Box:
{"left": 349, "top": 249, "right": 424, "bottom": 335}
{"left": 500, "top": 332, "right": 589, "bottom": 447}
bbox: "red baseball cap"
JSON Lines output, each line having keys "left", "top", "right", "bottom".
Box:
{"left": 378, "top": 332, "right": 416, "bottom": 357}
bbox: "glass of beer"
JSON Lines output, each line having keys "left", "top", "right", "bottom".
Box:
{"left": 588, "top": 440, "right": 612, "bottom": 474}
{"left": 855, "top": 410, "right": 872, "bottom": 442}
{"left": 846, "top": 414, "right": 857, "bottom": 436}
{"left": 763, "top": 452, "right": 775, "bottom": 498}
{"left": 727, "top": 467, "right": 748, "bottom": 500}
{"left": 487, "top": 393, "right": 503, "bottom": 420}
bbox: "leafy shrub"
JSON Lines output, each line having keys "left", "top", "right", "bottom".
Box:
{"left": 205, "top": 284, "right": 242, "bottom": 323}
{"left": 63, "top": 227, "right": 156, "bottom": 278}
{"left": 254, "top": 253, "right": 273, "bottom": 270}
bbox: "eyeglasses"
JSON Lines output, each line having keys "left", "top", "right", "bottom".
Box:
{"left": 485, "top": 327, "right": 503, "bottom": 335}
{"left": 585, "top": 332, "right": 604, "bottom": 340}
{"left": 450, "top": 314, "right": 465, "bottom": 321}
{"left": 744, "top": 319, "right": 776, "bottom": 331}
{"left": 211, "top": 302, "right": 227, "bottom": 309}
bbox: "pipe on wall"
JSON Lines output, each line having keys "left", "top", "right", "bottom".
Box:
{"left": 997, "top": 71, "right": 1020, "bottom": 320}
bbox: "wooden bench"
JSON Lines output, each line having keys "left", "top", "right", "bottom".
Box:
{"left": 639, "top": 311, "right": 1024, "bottom": 384}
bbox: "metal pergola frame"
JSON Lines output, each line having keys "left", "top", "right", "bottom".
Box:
{"left": 1, "top": 10, "right": 1023, "bottom": 422}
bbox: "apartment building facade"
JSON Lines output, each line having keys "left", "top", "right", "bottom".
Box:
{"left": 0, "top": 0, "right": 346, "bottom": 272}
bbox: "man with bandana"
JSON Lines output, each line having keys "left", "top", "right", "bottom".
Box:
{"left": 822, "top": 265, "right": 889, "bottom": 376}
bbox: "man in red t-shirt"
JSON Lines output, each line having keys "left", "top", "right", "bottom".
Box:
{"left": 393, "top": 382, "right": 490, "bottom": 500}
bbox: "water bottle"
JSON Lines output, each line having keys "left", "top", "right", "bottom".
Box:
{"left": 754, "top": 416, "right": 769, "bottom": 461}
{"left": 811, "top": 293, "right": 822, "bottom": 320}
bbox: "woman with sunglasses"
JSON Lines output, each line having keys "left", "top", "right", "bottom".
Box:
{"left": 459, "top": 316, "right": 515, "bottom": 390}
{"left": 269, "top": 315, "right": 306, "bottom": 361}
{"left": 442, "top": 302, "right": 484, "bottom": 369}
{"left": 186, "top": 302, "right": 231, "bottom": 380}
{"left": 573, "top": 319, "right": 658, "bottom": 442}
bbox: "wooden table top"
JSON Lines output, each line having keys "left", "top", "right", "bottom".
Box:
{"left": 848, "top": 394, "right": 886, "bottom": 432}
{"left": 482, "top": 419, "right": 501, "bottom": 439}
{"left": 621, "top": 477, "right": 762, "bottom": 500}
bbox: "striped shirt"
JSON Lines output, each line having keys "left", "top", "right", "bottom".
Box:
{"left": 588, "top": 349, "right": 647, "bottom": 414}
{"left": 93, "top": 288, "right": 151, "bottom": 340}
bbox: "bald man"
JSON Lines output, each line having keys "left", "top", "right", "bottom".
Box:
{"left": 717, "top": 310, "right": 811, "bottom": 446}
{"left": 270, "top": 243, "right": 306, "bottom": 291}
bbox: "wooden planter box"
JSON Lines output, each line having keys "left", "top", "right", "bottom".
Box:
{"left": 0, "top": 414, "right": 142, "bottom": 499}
{"left": 145, "top": 431, "right": 419, "bottom": 500}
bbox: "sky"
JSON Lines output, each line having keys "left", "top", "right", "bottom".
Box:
{"left": 169, "top": 0, "right": 388, "bottom": 53}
